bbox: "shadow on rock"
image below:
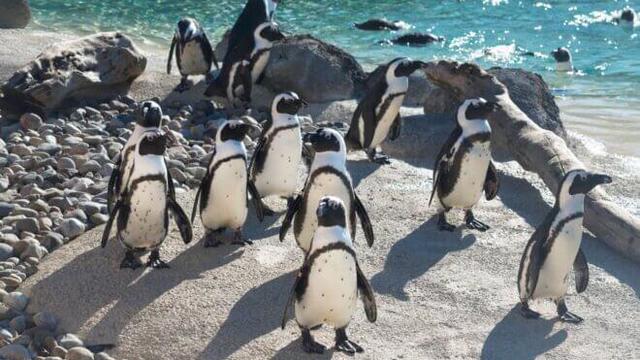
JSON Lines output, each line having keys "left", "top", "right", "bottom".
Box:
{"left": 198, "top": 271, "right": 295, "bottom": 359}
{"left": 481, "top": 306, "right": 567, "bottom": 360}
{"left": 498, "top": 172, "right": 550, "bottom": 226}
{"left": 582, "top": 233, "right": 640, "bottom": 298}
{"left": 370, "top": 216, "right": 476, "bottom": 300}
{"left": 347, "top": 158, "right": 380, "bottom": 188}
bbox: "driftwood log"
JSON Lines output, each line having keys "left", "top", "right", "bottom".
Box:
{"left": 422, "top": 60, "right": 640, "bottom": 263}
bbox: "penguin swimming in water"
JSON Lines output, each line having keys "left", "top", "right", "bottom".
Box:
{"left": 551, "top": 47, "right": 573, "bottom": 72}
{"left": 191, "top": 120, "right": 264, "bottom": 247}
{"left": 615, "top": 8, "right": 636, "bottom": 27}
{"left": 354, "top": 18, "right": 406, "bottom": 31}
{"left": 281, "top": 196, "right": 377, "bottom": 354}
{"left": 101, "top": 130, "right": 193, "bottom": 269}
{"left": 517, "top": 169, "right": 612, "bottom": 322}
{"left": 280, "top": 128, "right": 374, "bottom": 253}
{"left": 226, "top": 0, "right": 279, "bottom": 63}
{"left": 107, "top": 101, "right": 164, "bottom": 213}
{"left": 167, "top": 18, "right": 219, "bottom": 93}
{"left": 429, "top": 98, "right": 500, "bottom": 232}
{"left": 345, "top": 57, "right": 426, "bottom": 164}
{"left": 249, "top": 92, "right": 306, "bottom": 214}
{"left": 382, "top": 33, "right": 444, "bottom": 47}
{"left": 204, "top": 22, "right": 285, "bottom": 106}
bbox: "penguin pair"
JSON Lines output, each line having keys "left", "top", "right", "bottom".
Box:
{"left": 281, "top": 128, "right": 375, "bottom": 253}
{"left": 281, "top": 196, "right": 377, "bottom": 354}
{"left": 518, "top": 169, "right": 612, "bottom": 322}
{"left": 102, "top": 103, "right": 193, "bottom": 269}
{"left": 346, "top": 57, "right": 427, "bottom": 164}
{"left": 167, "top": 18, "right": 219, "bottom": 92}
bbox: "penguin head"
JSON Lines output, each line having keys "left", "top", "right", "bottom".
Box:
{"left": 620, "top": 8, "right": 636, "bottom": 23}
{"left": 303, "top": 128, "right": 345, "bottom": 155}
{"left": 388, "top": 57, "right": 427, "bottom": 78}
{"left": 316, "top": 196, "right": 347, "bottom": 228}
{"left": 272, "top": 91, "right": 307, "bottom": 117}
{"left": 218, "top": 120, "right": 251, "bottom": 143}
{"left": 136, "top": 101, "right": 163, "bottom": 128}
{"left": 458, "top": 98, "right": 497, "bottom": 124}
{"left": 136, "top": 130, "right": 167, "bottom": 156}
{"left": 551, "top": 47, "right": 572, "bottom": 63}
{"left": 177, "top": 18, "right": 201, "bottom": 43}
{"left": 560, "top": 169, "right": 612, "bottom": 197}
{"left": 255, "top": 22, "right": 285, "bottom": 44}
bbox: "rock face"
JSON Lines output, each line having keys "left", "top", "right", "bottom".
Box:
{"left": 213, "top": 30, "right": 231, "bottom": 61}
{"left": 4, "top": 32, "right": 147, "bottom": 110}
{"left": 0, "top": 0, "right": 31, "bottom": 29}
{"left": 261, "top": 35, "right": 367, "bottom": 103}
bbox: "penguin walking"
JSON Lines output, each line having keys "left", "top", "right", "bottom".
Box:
{"left": 551, "top": 47, "right": 573, "bottom": 72}
{"left": 204, "top": 22, "right": 284, "bottom": 106}
{"left": 281, "top": 196, "right": 377, "bottom": 354}
{"left": 102, "top": 130, "right": 193, "bottom": 269}
{"left": 280, "top": 128, "right": 374, "bottom": 253}
{"left": 345, "top": 57, "right": 426, "bottom": 164}
{"left": 429, "top": 98, "right": 500, "bottom": 232}
{"left": 517, "top": 169, "right": 612, "bottom": 322}
{"left": 167, "top": 18, "right": 219, "bottom": 93}
{"left": 107, "top": 101, "right": 164, "bottom": 212}
{"left": 191, "top": 120, "right": 264, "bottom": 247}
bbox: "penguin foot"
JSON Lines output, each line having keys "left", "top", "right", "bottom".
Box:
{"left": 335, "top": 328, "right": 364, "bottom": 354}
{"left": 262, "top": 206, "right": 278, "bottom": 217}
{"left": 175, "top": 78, "right": 191, "bottom": 93}
{"left": 520, "top": 302, "right": 541, "bottom": 319}
{"left": 204, "top": 231, "right": 223, "bottom": 248}
{"left": 438, "top": 213, "right": 456, "bottom": 232}
{"left": 302, "top": 329, "right": 325, "bottom": 354}
{"left": 465, "top": 210, "right": 490, "bottom": 232}
{"left": 557, "top": 300, "right": 583, "bottom": 323}
{"left": 205, "top": 72, "right": 215, "bottom": 84}
{"left": 231, "top": 230, "right": 253, "bottom": 246}
{"left": 146, "top": 250, "right": 170, "bottom": 269}
{"left": 120, "top": 252, "right": 143, "bottom": 270}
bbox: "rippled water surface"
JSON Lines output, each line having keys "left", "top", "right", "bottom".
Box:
{"left": 29, "top": 0, "right": 640, "bottom": 156}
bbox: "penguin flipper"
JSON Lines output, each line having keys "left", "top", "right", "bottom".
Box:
{"left": 354, "top": 193, "right": 374, "bottom": 247}
{"left": 167, "top": 35, "right": 177, "bottom": 74}
{"left": 101, "top": 200, "right": 122, "bottom": 248}
{"left": 390, "top": 114, "right": 402, "bottom": 141}
{"left": 280, "top": 194, "right": 302, "bottom": 242}
{"left": 201, "top": 33, "right": 219, "bottom": 70}
{"left": 247, "top": 180, "right": 265, "bottom": 222}
{"left": 191, "top": 186, "right": 202, "bottom": 225}
{"left": 484, "top": 161, "right": 500, "bottom": 200}
{"left": 520, "top": 211, "right": 556, "bottom": 297}
{"left": 356, "top": 262, "right": 377, "bottom": 322}
{"left": 281, "top": 263, "right": 311, "bottom": 329}
{"left": 107, "top": 157, "right": 122, "bottom": 212}
{"left": 573, "top": 248, "right": 589, "bottom": 293}
{"left": 168, "top": 197, "right": 193, "bottom": 244}
{"left": 240, "top": 62, "right": 253, "bottom": 103}
{"left": 429, "top": 127, "right": 461, "bottom": 207}
{"left": 249, "top": 130, "right": 269, "bottom": 177}
{"left": 165, "top": 159, "right": 176, "bottom": 201}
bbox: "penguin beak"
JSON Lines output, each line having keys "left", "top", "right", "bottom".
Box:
{"left": 570, "top": 173, "right": 613, "bottom": 194}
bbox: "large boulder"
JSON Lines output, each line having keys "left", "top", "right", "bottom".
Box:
{"left": 4, "top": 32, "right": 147, "bottom": 110}
{"left": 261, "top": 35, "right": 367, "bottom": 103}
{"left": 0, "top": 0, "right": 31, "bottom": 29}
{"left": 213, "top": 30, "right": 231, "bottom": 61}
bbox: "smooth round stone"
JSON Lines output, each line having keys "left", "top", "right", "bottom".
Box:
{"left": 15, "top": 217, "right": 40, "bottom": 234}
{"left": 9, "top": 314, "right": 26, "bottom": 332}
{"left": 19, "top": 241, "right": 47, "bottom": 260}
{"left": 0, "top": 203, "right": 17, "bottom": 218}
{"left": 10, "top": 144, "right": 32, "bottom": 157}
{"left": 52, "top": 345, "right": 67, "bottom": 358}
{"left": 37, "top": 143, "right": 61, "bottom": 155}
{"left": 79, "top": 202, "right": 103, "bottom": 216}
{"left": 41, "top": 232, "right": 64, "bottom": 251}
{"left": 168, "top": 168, "right": 188, "bottom": 183}
{"left": 0, "top": 328, "right": 13, "bottom": 341}
{"left": 30, "top": 199, "right": 50, "bottom": 213}
{"left": 0, "top": 243, "right": 14, "bottom": 261}
{"left": 57, "top": 333, "right": 83, "bottom": 349}
{"left": 3, "top": 292, "right": 29, "bottom": 311}
{"left": 58, "top": 218, "right": 85, "bottom": 239}
{"left": 48, "top": 197, "right": 74, "bottom": 211}
{"left": 56, "top": 157, "right": 76, "bottom": 171}
{"left": 64, "top": 123, "right": 82, "bottom": 135}
{"left": 64, "top": 209, "right": 88, "bottom": 223}
{"left": 67, "top": 347, "right": 94, "bottom": 360}
{"left": 89, "top": 213, "right": 108, "bottom": 226}
{"left": 83, "top": 136, "right": 103, "bottom": 146}
{"left": 12, "top": 207, "right": 38, "bottom": 218}
{"left": 94, "top": 352, "right": 115, "bottom": 360}
{"left": 0, "top": 344, "right": 31, "bottom": 360}
{"left": 33, "top": 311, "right": 57, "bottom": 331}
{"left": 79, "top": 160, "right": 101, "bottom": 175}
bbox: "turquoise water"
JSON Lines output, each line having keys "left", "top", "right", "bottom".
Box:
{"left": 28, "top": 0, "right": 640, "bottom": 155}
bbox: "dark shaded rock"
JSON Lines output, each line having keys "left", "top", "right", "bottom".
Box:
{"left": 0, "top": 0, "right": 31, "bottom": 29}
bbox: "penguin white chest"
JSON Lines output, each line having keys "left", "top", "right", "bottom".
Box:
{"left": 120, "top": 179, "right": 168, "bottom": 249}
{"left": 295, "top": 250, "right": 358, "bottom": 329}
{"left": 370, "top": 93, "right": 405, "bottom": 148}
{"left": 180, "top": 41, "right": 209, "bottom": 75}
{"left": 296, "top": 174, "right": 352, "bottom": 252}
{"left": 442, "top": 141, "right": 491, "bottom": 209}
{"left": 253, "top": 127, "right": 302, "bottom": 197}
{"left": 533, "top": 217, "right": 583, "bottom": 300}
{"left": 250, "top": 51, "right": 270, "bottom": 83}
{"left": 201, "top": 159, "right": 248, "bottom": 230}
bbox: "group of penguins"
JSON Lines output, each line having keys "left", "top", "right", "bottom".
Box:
{"left": 101, "top": 0, "right": 614, "bottom": 355}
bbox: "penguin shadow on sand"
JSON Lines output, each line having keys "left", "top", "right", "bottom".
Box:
{"left": 198, "top": 271, "right": 295, "bottom": 359}
{"left": 346, "top": 157, "right": 381, "bottom": 188}
{"left": 371, "top": 216, "right": 476, "bottom": 300}
{"left": 271, "top": 338, "right": 334, "bottom": 360}
{"left": 481, "top": 305, "right": 567, "bottom": 360}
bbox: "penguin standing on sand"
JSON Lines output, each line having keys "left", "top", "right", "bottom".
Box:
{"left": 551, "top": 47, "right": 574, "bottom": 72}
{"left": 345, "top": 57, "right": 426, "bottom": 164}
{"left": 107, "top": 101, "right": 164, "bottom": 212}
{"left": 429, "top": 98, "right": 500, "bottom": 232}
{"left": 249, "top": 92, "right": 306, "bottom": 214}
{"left": 280, "top": 128, "right": 374, "bottom": 253}
{"left": 204, "top": 22, "right": 285, "bottom": 106}
{"left": 192, "top": 120, "right": 264, "bottom": 247}
{"left": 281, "top": 196, "right": 377, "bottom": 354}
{"left": 167, "top": 18, "right": 219, "bottom": 92}
{"left": 517, "top": 169, "right": 612, "bottom": 322}
{"left": 102, "top": 130, "right": 193, "bottom": 269}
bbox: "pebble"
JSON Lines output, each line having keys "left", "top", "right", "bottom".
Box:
{"left": 79, "top": 160, "right": 101, "bottom": 174}
{"left": 10, "top": 144, "right": 32, "bottom": 157}
{"left": 15, "top": 217, "right": 40, "bottom": 234}
{"left": 52, "top": 345, "right": 68, "bottom": 358}
{"left": 20, "top": 113, "right": 44, "bottom": 131}
{"left": 64, "top": 123, "right": 82, "bottom": 135}
{"left": 0, "top": 243, "right": 14, "bottom": 261}
{"left": 57, "top": 333, "right": 83, "bottom": 349}
{"left": 3, "top": 291, "right": 29, "bottom": 311}
{"left": 90, "top": 213, "right": 109, "bottom": 225}
{"left": 169, "top": 168, "right": 188, "bottom": 183}
{"left": 1, "top": 276, "right": 22, "bottom": 288}
{"left": 33, "top": 311, "right": 58, "bottom": 331}
{"left": 70, "top": 109, "right": 87, "bottom": 122}
{"left": 0, "top": 344, "right": 31, "bottom": 360}
{"left": 9, "top": 314, "right": 26, "bottom": 332}
{"left": 67, "top": 347, "right": 95, "bottom": 360}
{"left": 94, "top": 353, "right": 116, "bottom": 360}
{"left": 57, "top": 157, "right": 76, "bottom": 171}
{"left": 41, "top": 232, "right": 64, "bottom": 251}
{"left": 58, "top": 218, "right": 86, "bottom": 239}
{"left": 0, "top": 202, "right": 17, "bottom": 218}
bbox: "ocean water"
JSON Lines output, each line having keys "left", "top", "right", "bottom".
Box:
{"left": 28, "top": 0, "right": 640, "bottom": 156}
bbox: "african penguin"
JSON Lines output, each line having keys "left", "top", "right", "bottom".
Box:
{"left": 281, "top": 196, "right": 377, "bottom": 354}
{"left": 616, "top": 8, "right": 636, "bottom": 27}
{"left": 383, "top": 33, "right": 444, "bottom": 46}
{"left": 429, "top": 98, "right": 500, "bottom": 232}
{"left": 354, "top": 18, "right": 405, "bottom": 31}
{"left": 249, "top": 92, "right": 306, "bottom": 215}
{"left": 107, "top": 101, "right": 164, "bottom": 213}
{"left": 551, "top": 47, "right": 573, "bottom": 72}
{"left": 204, "top": 22, "right": 284, "bottom": 106}
{"left": 167, "top": 18, "right": 219, "bottom": 93}
{"left": 345, "top": 57, "right": 426, "bottom": 164}
{"left": 101, "top": 130, "right": 193, "bottom": 269}
{"left": 517, "top": 169, "right": 612, "bottom": 323}
{"left": 280, "top": 128, "right": 374, "bottom": 253}
{"left": 225, "top": 0, "right": 279, "bottom": 65}
{"left": 191, "top": 120, "right": 264, "bottom": 247}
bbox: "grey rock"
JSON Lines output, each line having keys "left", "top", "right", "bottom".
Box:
{"left": 169, "top": 168, "right": 188, "bottom": 183}
{"left": 56, "top": 157, "right": 76, "bottom": 171}
{"left": 67, "top": 347, "right": 94, "bottom": 360}
{"left": 37, "top": 143, "right": 62, "bottom": 155}
{"left": 79, "top": 201, "right": 103, "bottom": 216}
{"left": 1, "top": 275, "right": 21, "bottom": 288}
{"left": 15, "top": 217, "right": 40, "bottom": 234}
{"left": 0, "top": 202, "right": 17, "bottom": 218}
{"left": 0, "top": 243, "right": 14, "bottom": 261}
{"left": 94, "top": 353, "right": 116, "bottom": 360}
{"left": 89, "top": 213, "right": 108, "bottom": 225}
{"left": 30, "top": 199, "right": 50, "bottom": 213}
{"left": 10, "top": 144, "right": 32, "bottom": 157}
{"left": 52, "top": 345, "right": 68, "bottom": 358}
{"left": 12, "top": 207, "right": 38, "bottom": 218}
{"left": 3, "top": 291, "right": 29, "bottom": 311}
{"left": 19, "top": 113, "right": 43, "bottom": 131}
{"left": 0, "top": 0, "right": 31, "bottom": 29}
{"left": 57, "top": 333, "right": 84, "bottom": 349}
{"left": 79, "top": 160, "right": 101, "bottom": 175}
{"left": 9, "top": 314, "right": 26, "bottom": 332}
{"left": 69, "top": 108, "right": 86, "bottom": 122}
{"left": 41, "top": 232, "right": 64, "bottom": 251}
{"left": 33, "top": 311, "right": 57, "bottom": 331}
{"left": 0, "top": 344, "right": 31, "bottom": 360}
{"left": 19, "top": 240, "right": 47, "bottom": 260}
{"left": 58, "top": 218, "right": 85, "bottom": 239}
{"left": 65, "top": 209, "right": 88, "bottom": 223}
{"left": 48, "top": 197, "right": 74, "bottom": 211}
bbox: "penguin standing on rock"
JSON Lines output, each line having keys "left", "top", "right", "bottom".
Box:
{"left": 192, "top": 120, "right": 264, "bottom": 247}
{"left": 429, "top": 98, "right": 500, "bottom": 232}
{"left": 102, "top": 130, "right": 193, "bottom": 269}
{"left": 517, "top": 169, "right": 612, "bottom": 322}
{"left": 281, "top": 196, "right": 377, "bottom": 354}
{"left": 345, "top": 57, "right": 426, "bottom": 164}
{"left": 280, "top": 128, "right": 374, "bottom": 253}
{"left": 249, "top": 92, "right": 306, "bottom": 215}
{"left": 167, "top": 18, "right": 219, "bottom": 92}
